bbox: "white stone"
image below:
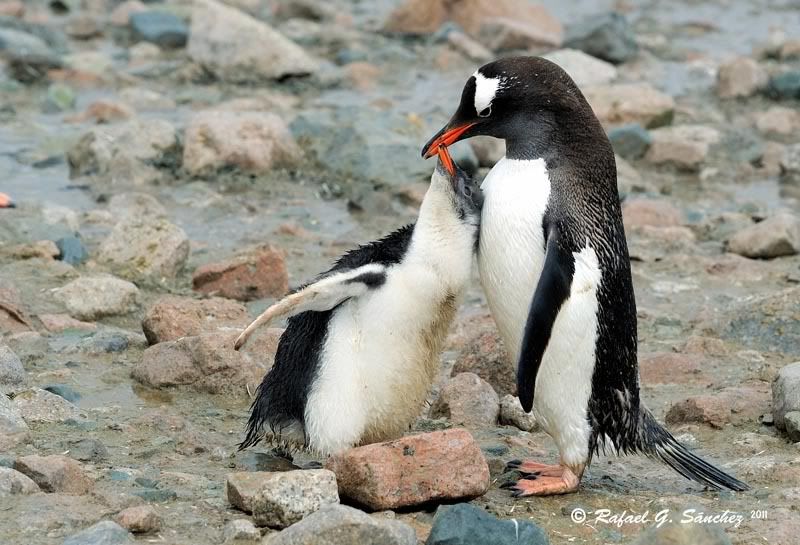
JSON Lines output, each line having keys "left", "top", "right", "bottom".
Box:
{"left": 97, "top": 216, "right": 189, "bottom": 280}
{"left": 183, "top": 110, "right": 302, "bottom": 176}
{"left": 773, "top": 362, "right": 800, "bottom": 430}
{"left": 728, "top": 214, "right": 800, "bottom": 259}
{"left": 54, "top": 274, "right": 140, "bottom": 320}
{"left": 227, "top": 469, "right": 339, "bottom": 528}
{"left": 646, "top": 125, "right": 720, "bottom": 170}
{"left": 12, "top": 388, "right": 82, "bottom": 424}
{"left": 0, "top": 394, "right": 29, "bottom": 450}
{"left": 0, "top": 467, "right": 40, "bottom": 496}
{"left": 499, "top": 394, "right": 538, "bottom": 432}
{"left": 544, "top": 49, "right": 617, "bottom": 87}
{"left": 584, "top": 83, "right": 674, "bottom": 128}
{"left": 223, "top": 519, "right": 260, "bottom": 543}
{"left": 188, "top": 0, "right": 318, "bottom": 82}
{"left": 67, "top": 119, "right": 179, "bottom": 185}
{"left": 717, "top": 57, "right": 767, "bottom": 98}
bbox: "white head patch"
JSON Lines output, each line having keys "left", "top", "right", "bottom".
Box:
{"left": 473, "top": 70, "right": 503, "bottom": 114}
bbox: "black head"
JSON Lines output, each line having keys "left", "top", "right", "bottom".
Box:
{"left": 422, "top": 56, "right": 607, "bottom": 162}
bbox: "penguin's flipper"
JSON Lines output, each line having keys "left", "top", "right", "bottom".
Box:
{"left": 234, "top": 264, "right": 387, "bottom": 350}
{"left": 516, "top": 223, "right": 575, "bottom": 412}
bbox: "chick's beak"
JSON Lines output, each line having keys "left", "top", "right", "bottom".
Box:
{"left": 421, "top": 122, "right": 476, "bottom": 159}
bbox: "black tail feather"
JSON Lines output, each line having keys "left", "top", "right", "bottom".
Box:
{"left": 238, "top": 394, "right": 266, "bottom": 451}
{"left": 638, "top": 409, "right": 749, "bottom": 492}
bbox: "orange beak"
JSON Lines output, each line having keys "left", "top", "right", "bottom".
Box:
{"left": 0, "top": 193, "right": 14, "bottom": 209}
{"left": 437, "top": 144, "right": 455, "bottom": 176}
{"left": 422, "top": 122, "right": 476, "bottom": 159}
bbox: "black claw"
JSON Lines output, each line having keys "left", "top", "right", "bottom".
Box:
{"left": 499, "top": 481, "right": 517, "bottom": 489}
{"left": 521, "top": 473, "right": 540, "bottom": 481}
{"left": 505, "top": 459, "right": 522, "bottom": 471}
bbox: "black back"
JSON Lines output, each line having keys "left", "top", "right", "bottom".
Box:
{"left": 239, "top": 224, "right": 415, "bottom": 450}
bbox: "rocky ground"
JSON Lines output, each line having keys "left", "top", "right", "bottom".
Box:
{"left": 1, "top": 0, "right": 800, "bottom": 544}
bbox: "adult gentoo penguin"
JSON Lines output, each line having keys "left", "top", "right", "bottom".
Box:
{"left": 422, "top": 57, "right": 748, "bottom": 495}
{"left": 234, "top": 147, "right": 482, "bottom": 455}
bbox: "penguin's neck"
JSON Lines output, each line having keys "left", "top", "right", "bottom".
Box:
{"left": 505, "top": 137, "right": 544, "bottom": 162}
{"left": 501, "top": 111, "right": 558, "bottom": 162}
{"left": 407, "top": 184, "right": 475, "bottom": 285}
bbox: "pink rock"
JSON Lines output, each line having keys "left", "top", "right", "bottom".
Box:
{"left": 430, "top": 372, "right": 500, "bottom": 429}
{"left": 622, "top": 199, "right": 683, "bottom": 229}
{"left": 755, "top": 106, "right": 800, "bottom": 136}
{"left": 0, "top": 1, "right": 24, "bottom": 17}
{"left": 716, "top": 57, "right": 767, "bottom": 98}
{"left": 38, "top": 313, "right": 97, "bottom": 333}
{"left": 183, "top": 110, "right": 302, "bottom": 176}
{"left": 133, "top": 340, "right": 197, "bottom": 387}
{"left": 718, "top": 384, "right": 769, "bottom": 424}
{"left": 626, "top": 225, "right": 697, "bottom": 262}
{"left": 0, "top": 287, "right": 31, "bottom": 334}
{"left": 14, "top": 455, "right": 93, "bottom": 495}
{"left": 645, "top": 125, "right": 720, "bottom": 170}
{"left": 76, "top": 100, "right": 135, "bottom": 124}
{"left": 665, "top": 395, "right": 732, "bottom": 429}
{"left": 703, "top": 253, "right": 767, "bottom": 281}
{"left": 382, "top": 0, "right": 446, "bottom": 33}
{"left": 114, "top": 505, "right": 162, "bottom": 533}
{"left": 0, "top": 467, "right": 39, "bottom": 495}
{"left": 383, "top": 0, "right": 560, "bottom": 40}
{"left": 727, "top": 213, "right": 800, "bottom": 259}
{"left": 326, "top": 429, "right": 490, "bottom": 510}
{"left": 188, "top": 0, "right": 318, "bottom": 82}
{"left": 141, "top": 295, "right": 249, "bottom": 344}
{"left": 682, "top": 336, "right": 728, "bottom": 357}
{"left": 584, "top": 83, "right": 674, "bottom": 128}
{"left": 65, "top": 14, "right": 102, "bottom": 40}
{"left": 479, "top": 16, "right": 563, "bottom": 50}
{"left": 343, "top": 62, "right": 382, "bottom": 91}
{"left": 447, "top": 30, "right": 493, "bottom": 62}
{"left": 449, "top": 313, "right": 515, "bottom": 396}
{"left": 639, "top": 352, "right": 707, "bottom": 385}
{"left": 192, "top": 245, "right": 288, "bottom": 302}
{"left": 132, "top": 329, "right": 282, "bottom": 395}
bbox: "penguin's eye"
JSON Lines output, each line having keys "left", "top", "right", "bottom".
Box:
{"left": 478, "top": 105, "right": 491, "bottom": 118}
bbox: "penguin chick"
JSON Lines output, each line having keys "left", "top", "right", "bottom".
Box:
{"left": 235, "top": 149, "right": 482, "bottom": 456}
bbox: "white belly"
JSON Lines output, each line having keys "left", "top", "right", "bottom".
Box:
{"left": 304, "top": 264, "right": 459, "bottom": 455}
{"left": 478, "top": 157, "right": 600, "bottom": 466}
{"left": 533, "top": 247, "right": 600, "bottom": 466}
{"left": 478, "top": 157, "right": 551, "bottom": 363}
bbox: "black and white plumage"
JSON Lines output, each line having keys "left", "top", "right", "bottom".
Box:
{"left": 234, "top": 155, "right": 482, "bottom": 455}
{"left": 423, "top": 56, "right": 747, "bottom": 494}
